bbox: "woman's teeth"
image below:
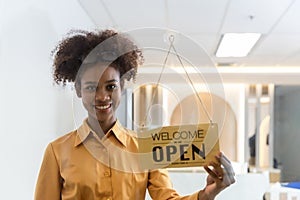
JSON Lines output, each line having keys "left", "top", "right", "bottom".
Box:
{"left": 96, "top": 104, "right": 110, "bottom": 110}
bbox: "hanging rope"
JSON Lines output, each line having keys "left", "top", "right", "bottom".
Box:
{"left": 168, "top": 35, "right": 213, "bottom": 125}
{"left": 141, "top": 36, "right": 173, "bottom": 128}
{"left": 142, "top": 34, "right": 213, "bottom": 128}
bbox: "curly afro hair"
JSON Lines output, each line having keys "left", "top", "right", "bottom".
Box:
{"left": 52, "top": 29, "right": 144, "bottom": 86}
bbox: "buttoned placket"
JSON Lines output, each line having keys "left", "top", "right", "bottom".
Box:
{"left": 94, "top": 133, "right": 113, "bottom": 200}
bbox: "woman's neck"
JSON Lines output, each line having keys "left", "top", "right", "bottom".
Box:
{"left": 87, "top": 116, "right": 116, "bottom": 138}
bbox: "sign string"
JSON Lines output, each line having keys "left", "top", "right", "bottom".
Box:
{"left": 141, "top": 36, "right": 173, "bottom": 128}
{"left": 141, "top": 35, "right": 213, "bottom": 129}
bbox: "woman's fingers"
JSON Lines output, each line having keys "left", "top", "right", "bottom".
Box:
{"left": 209, "top": 161, "right": 223, "bottom": 180}
{"left": 204, "top": 153, "right": 236, "bottom": 186}
{"left": 204, "top": 165, "right": 219, "bottom": 180}
{"left": 220, "top": 153, "right": 236, "bottom": 185}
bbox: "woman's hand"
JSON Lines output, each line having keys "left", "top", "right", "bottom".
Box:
{"left": 201, "top": 152, "right": 236, "bottom": 199}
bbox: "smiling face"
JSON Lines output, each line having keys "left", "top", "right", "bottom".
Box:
{"left": 76, "top": 64, "right": 122, "bottom": 134}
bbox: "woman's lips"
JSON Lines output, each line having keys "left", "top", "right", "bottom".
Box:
{"left": 95, "top": 104, "right": 112, "bottom": 111}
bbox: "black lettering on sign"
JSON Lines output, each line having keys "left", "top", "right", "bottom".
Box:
{"left": 166, "top": 145, "right": 177, "bottom": 161}
{"left": 151, "top": 129, "right": 205, "bottom": 141}
{"left": 180, "top": 144, "right": 189, "bottom": 161}
{"left": 173, "top": 129, "right": 205, "bottom": 140}
{"left": 151, "top": 132, "right": 170, "bottom": 141}
{"left": 192, "top": 143, "right": 205, "bottom": 160}
{"left": 152, "top": 146, "right": 163, "bottom": 162}
{"left": 152, "top": 143, "right": 206, "bottom": 163}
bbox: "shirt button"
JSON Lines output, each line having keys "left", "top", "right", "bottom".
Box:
{"left": 104, "top": 171, "right": 110, "bottom": 177}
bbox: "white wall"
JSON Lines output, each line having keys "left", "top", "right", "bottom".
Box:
{"left": 0, "top": 0, "right": 95, "bottom": 199}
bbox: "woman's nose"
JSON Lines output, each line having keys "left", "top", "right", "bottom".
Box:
{"left": 95, "top": 89, "right": 110, "bottom": 101}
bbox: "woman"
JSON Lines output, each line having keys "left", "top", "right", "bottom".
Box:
{"left": 35, "top": 29, "right": 235, "bottom": 200}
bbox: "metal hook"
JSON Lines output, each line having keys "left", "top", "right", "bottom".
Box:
{"left": 169, "top": 34, "right": 175, "bottom": 44}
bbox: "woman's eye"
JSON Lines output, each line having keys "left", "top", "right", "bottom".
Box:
{"left": 85, "top": 85, "right": 97, "bottom": 91}
{"left": 107, "top": 84, "right": 118, "bottom": 91}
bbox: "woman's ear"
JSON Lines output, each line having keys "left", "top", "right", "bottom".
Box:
{"left": 75, "top": 83, "right": 82, "bottom": 98}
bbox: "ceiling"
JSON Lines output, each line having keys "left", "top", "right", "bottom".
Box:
{"left": 78, "top": 0, "right": 300, "bottom": 68}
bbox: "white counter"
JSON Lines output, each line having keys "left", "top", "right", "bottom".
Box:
{"left": 146, "top": 170, "right": 270, "bottom": 199}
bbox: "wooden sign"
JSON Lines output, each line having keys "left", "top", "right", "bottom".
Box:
{"left": 138, "top": 123, "right": 220, "bottom": 170}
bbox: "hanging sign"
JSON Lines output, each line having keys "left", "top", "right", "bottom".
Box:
{"left": 138, "top": 123, "right": 219, "bottom": 169}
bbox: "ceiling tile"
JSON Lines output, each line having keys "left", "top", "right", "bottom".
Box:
{"left": 103, "top": 0, "right": 166, "bottom": 29}
{"left": 221, "top": 0, "right": 294, "bottom": 33}
{"left": 254, "top": 34, "right": 300, "bottom": 56}
{"left": 167, "top": 0, "right": 229, "bottom": 33}
{"left": 76, "top": 0, "right": 300, "bottom": 66}
{"left": 272, "top": 0, "right": 300, "bottom": 33}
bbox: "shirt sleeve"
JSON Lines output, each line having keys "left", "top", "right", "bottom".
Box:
{"left": 34, "top": 143, "right": 62, "bottom": 200}
{"left": 147, "top": 169, "right": 200, "bottom": 200}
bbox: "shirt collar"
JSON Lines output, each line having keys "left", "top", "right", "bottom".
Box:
{"left": 110, "top": 120, "right": 128, "bottom": 147}
{"left": 74, "top": 119, "right": 128, "bottom": 147}
{"left": 74, "top": 119, "right": 91, "bottom": 147}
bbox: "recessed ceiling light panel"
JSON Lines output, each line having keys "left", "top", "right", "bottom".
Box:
{"left": 216, "top": 33, "right": 261, "bottom": 57}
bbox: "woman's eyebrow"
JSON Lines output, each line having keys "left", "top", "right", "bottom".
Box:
{"left": 82, "top": 79, "right": 119, "bottom": 85}
{"left": 82, "top": 81, "right": 98, "bottom": 85}
{"left": 105, "top": 79, "right": 119, "bottom": 83}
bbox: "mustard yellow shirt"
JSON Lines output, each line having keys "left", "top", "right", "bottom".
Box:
{"left": 35, "top": 120, "right": 200, "bottom": 200}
